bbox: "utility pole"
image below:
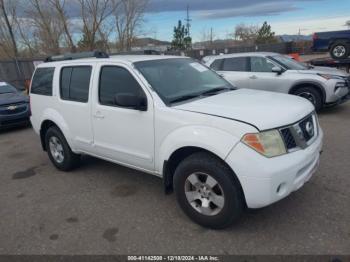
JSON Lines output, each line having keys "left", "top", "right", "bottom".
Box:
{"left": 185, "top": 4, "right": 192, "bottom": 37}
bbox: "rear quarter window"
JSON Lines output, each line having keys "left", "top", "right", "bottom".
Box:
{"left": 31, "top": 67, "right": 55, "bottom": 96}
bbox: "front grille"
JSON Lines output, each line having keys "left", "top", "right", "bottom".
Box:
{"left": 279, "top": 113, "right": 317, "bottom": 151}
{"left": 0, "top": 103, "right": 28, "bottom": 115}
{"left": 299, "top": 115, "right": 315, "bottom": 142}
{"left": 280, "top": 128, "right": 297, "bottom": 149}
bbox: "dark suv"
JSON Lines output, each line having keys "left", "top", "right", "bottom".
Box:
{"left": 312, "top": 30, "right": 350, "bottom": 59}
{"left": 0, "top": 82, "right": 30, "bottom": 129}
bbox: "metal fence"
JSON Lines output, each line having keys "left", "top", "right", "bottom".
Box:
{"left": 0, "top": 59, "right": 39, "bottom": 89}
{"left": 0, "top": 41, "right": 310, "bottom": 89}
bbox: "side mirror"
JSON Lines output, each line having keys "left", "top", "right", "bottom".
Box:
{"left": 114, "top": 93, "right": 147, "bottom": 111}
{"left": 272, "top": 66, "right": 283, "bottom": 75}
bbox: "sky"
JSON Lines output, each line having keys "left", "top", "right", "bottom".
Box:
{"left": 142, "top": 0, "right": 350, "bottom": 42}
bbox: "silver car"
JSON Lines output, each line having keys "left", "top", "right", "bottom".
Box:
{"left": 203, "top": 52, "right": 349, "bottom": 111}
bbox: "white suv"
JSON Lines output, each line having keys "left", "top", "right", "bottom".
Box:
{"left": 203, "top": 52, "right": 349, "bottom": 111}
{"left": 30, "top": 52, "right": 323, "bottom": 229}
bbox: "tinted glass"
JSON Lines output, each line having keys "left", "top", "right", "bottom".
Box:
{"left": 270, "top": 55, "right": 308, "bottom": 70}
{"left": 60, "top": 67, "right": 72, "bottom": 100}
{"left": 60, "top": 66, "right": 91, "bottom": 102}
{"left": 250, "top": 57, "right": 276, "bottom": 72}
{"left": 99, "top": 66, "right": 143, "bottom": 107}
{"left": 222, "top": 57, "right": 248, "bottom": 71}
{"left": 210, "top": 59, "right": 223, "bottom": 70}
{"left": 31, "top": 68, "right": 54, "bottom": 95}
{"left": 135, "top": 58, "right": 233, "bottom": 104}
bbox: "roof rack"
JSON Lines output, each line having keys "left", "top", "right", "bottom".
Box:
{"left": 44, "top": 50, "right": 109, "bottom": 62}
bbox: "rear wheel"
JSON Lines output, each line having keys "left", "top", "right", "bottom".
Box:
{"left": 293, "top": 87, "right": 323, "bottom": 111}
{"left": 173, "top": 152, "right": 244, "bottom": 229}
{"left": 45, "top": 126, "right": 80, "bottom": 171}
{"left": 330, "top": 42, "right": 349, "bottom": 59}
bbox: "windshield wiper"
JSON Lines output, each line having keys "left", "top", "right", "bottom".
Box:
{"left": 200, "top": 86, "right": 235, "bottom": 96}
{"left": 169, "top": 94, "right": 201, "bottom": 103}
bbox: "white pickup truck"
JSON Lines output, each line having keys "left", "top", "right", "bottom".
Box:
{"left": 29, "top": 52, "right": 323, "bottom": 229}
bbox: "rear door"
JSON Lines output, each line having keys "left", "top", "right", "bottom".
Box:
{"left": 91, "top": 62, "right": 155, "bottom": 172}
{"left": 215, "top": 57, "right": 251, "bottom": 89}
{"left": 56, "top": 63, "right": 94, "bottom": 152}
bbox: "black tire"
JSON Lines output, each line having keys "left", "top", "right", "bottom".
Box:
{"left": 293, "top": 87, "right": 323, "bottom": 111}
{"left": 45, "top": 126, "right": 80, "bottom": 171}
{"left": 330, "top": 42, "right": 349, "bottom": 60}
{"left": 173, "top": 152, "right": 244, "bottom": 229}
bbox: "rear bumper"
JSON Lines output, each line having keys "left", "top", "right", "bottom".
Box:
{"left": 226, "top": 128, "right": 323, "bottom": 208}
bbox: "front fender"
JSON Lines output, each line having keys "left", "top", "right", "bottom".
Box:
{"left": 156, "top": 125, "right": 240, "bottom": 173}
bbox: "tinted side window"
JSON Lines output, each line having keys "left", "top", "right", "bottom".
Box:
{"left": 99, "top": 66, "right": 144, "bottom": 107}
{"left": 210, "top": 59, "right": 223, "bottom": 70}
{"left": 222, "top": 57, "right": 248, "bottom": 71}
{"left": 31, "top": 68, "right": 54, "bottom": 95}
{"left": 60, "top": 66, "right": 91, "bottom": 102}
{"left": 250, "top": 57, "right": 276, "bottom": 72}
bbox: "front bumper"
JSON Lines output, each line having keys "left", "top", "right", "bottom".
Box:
{"left": 0, "top": 106, "right": 30, "bottom": 129}
{"left": 226, "top": 128, "right": 323, "bottom": 208}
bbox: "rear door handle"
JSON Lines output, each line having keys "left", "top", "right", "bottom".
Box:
{"left": 249, "top": 75, "right": 258, "bottom": 80}
{"left": 93, "top": 112, "right": 105, "bottom": 119}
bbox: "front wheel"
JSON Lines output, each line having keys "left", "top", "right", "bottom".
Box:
{"left": 173, "top": 152, "right": 244, "bottom": 229}
{"left": 293, "top": 87, "right": 323, "bottom": 111}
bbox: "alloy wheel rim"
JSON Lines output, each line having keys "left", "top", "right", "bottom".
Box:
{"left": 49, "top": 136, "right": 64, "bottom": 163}
{"left": 298, "top": 92, "right": 316, "bottom": 105}
{"left": 333, "top": 46, "right": 346, "bottom": 58}
{"left": 184, "top": 172, "right": 225, "bottom": 216}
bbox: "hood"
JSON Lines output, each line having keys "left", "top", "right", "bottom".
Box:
{"left": 297, "top": 66, "right": 349, "bottom": 77}
{"left": 173, "top": 89, "right": 314, "bottom": 130}
{"left": 0, "top": 92, "right": 28, "bottom": 106}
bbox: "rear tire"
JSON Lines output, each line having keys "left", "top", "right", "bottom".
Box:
{"left": 45, "top": 126, "right": 80, "bottom": 171}
{"left": 330, "top": 42, "right": 349, "bottom": 60}
{"left": 293, "top": 87, "right": 323, "bottom": 111}
{"left": 173, "top": 152, "right": 244, "bottom": 229}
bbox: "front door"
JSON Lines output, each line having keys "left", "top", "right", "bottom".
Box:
{"left": 91, "top": 63, "right": 154, "bottom": 172}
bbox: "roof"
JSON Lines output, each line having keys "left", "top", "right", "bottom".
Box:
{"left": 203, "top": 52, "right": 280, "bottom": 60}
{"left": 38, "top": 55, "right": 186, "bottom": 67}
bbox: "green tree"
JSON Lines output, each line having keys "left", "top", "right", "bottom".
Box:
{"left": 171, "top": 20, "right": 192, "bottom": 50}
{"left": 255, "top": 21, "right": 277, "bottom": 44}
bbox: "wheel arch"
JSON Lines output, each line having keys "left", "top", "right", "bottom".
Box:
{"left": 162, "top": 146, "right": 247, "bottom": 207}
{"left": 289, "top": 82, "right": 326, "bottom": 104}
{"left": 39, "top": 109, "right": 72, "bottom": 151}
{"left": 328, "top": 38, "right": 350, "bottom": 50}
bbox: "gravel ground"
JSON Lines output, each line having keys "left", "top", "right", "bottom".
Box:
{"left": 0, "top": 103, "right": 349, "bottom": 255}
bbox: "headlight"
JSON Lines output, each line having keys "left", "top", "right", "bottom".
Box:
{"left": 317, "top": 73, "right": 344, "bottom": 80}
{"left": 242, "top": 130, "right": 286, "bottom": 158}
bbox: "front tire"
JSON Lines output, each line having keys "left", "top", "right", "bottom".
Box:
{"left": 330, "top": 42, "right": 349, "bottom": 59}
{"left": 45, "top": 127, "right": 80, "bottom": 171}
{"left": 293, "top": 87, "right": 323, "bottom": 111}
{"left": 173, "top": 152, "right": 244, "bottom": 229}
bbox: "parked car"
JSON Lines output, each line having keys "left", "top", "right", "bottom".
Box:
{"left": 0, "top": 81, "right": 30, "bottom": 129}
{"left": 203, "top": 52, "right": 350, "bottom": 111}
{"left": 312, "top": 30, "right": 350, "bottom": 59}
{"left": 30, "top": 52, "right": 323, "bottom": 229}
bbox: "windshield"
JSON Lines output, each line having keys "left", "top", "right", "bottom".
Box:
{"left": 134, "top": 58, "right": 234, "bottom": 104}
{"left": 270, "top": 55, "right": 308, "bottom": 70}
{"left": 0, "top": 82, "right": 17, "bottom": 94}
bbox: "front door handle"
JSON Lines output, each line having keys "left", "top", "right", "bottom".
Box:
{"left": 249, "top": 75, "right": 258, "bottom": 80}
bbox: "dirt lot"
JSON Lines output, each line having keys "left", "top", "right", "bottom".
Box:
{"left": 0, "top": 103, "right": 349, "bottom": 255}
